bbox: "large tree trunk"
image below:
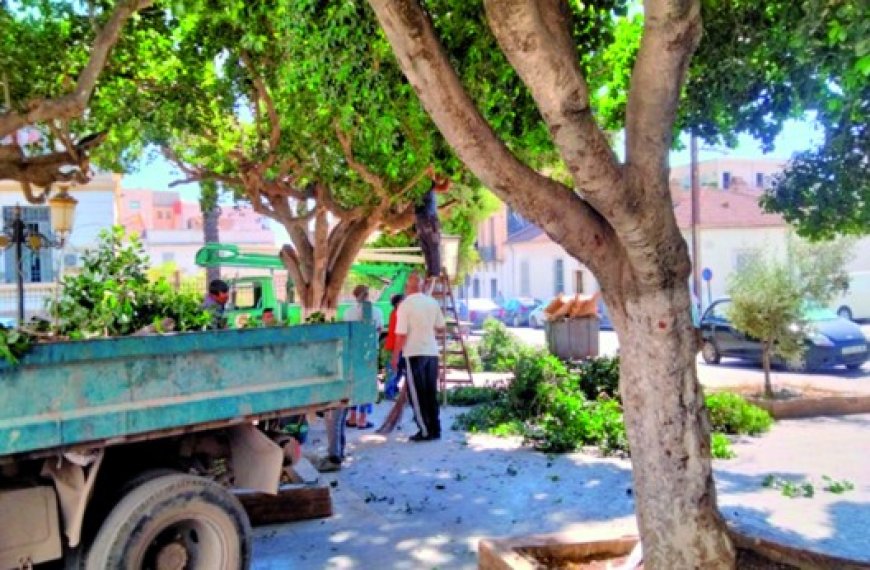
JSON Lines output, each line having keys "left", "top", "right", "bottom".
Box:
{"left": 279, "top": 212, "right": 379, "bottom": 318}
{"left": 606, "top": 283, "right": 734, "bottom": 568}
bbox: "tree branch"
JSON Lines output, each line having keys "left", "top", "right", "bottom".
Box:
{"left": 0, "top": 0, "right": 154, "bottom": 138}
{"left": 240, "top": 51, "right": 281, "bottom": 166}
{"left": 335, "top": 124, "right": 388, "bottom": 196}
{"left": 483, "top": 1, "right": 626, "bottom": 210}
{"left": 315, "top": 182, "right": 366, "bottom": 221}
{"left": 163, "top": 146, "right": 241, "bottom": 188}
{"left": 399, "top": 166, "right": 430, "bottom": 196}
{"left": 327, "top": 216, "right": 380, "bottom": 302}
{"left": 625, "top": 0, "right": 701, "bottom": 184}
{"left": 367, "top": 0, "right": 619, "bottom": 276}
{"left": 279, "top": 244, "right": 308, "bottom": 298}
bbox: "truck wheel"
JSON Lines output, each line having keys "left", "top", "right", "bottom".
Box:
{"left": 86, "top": 474, "right": 251, "bottom": 570}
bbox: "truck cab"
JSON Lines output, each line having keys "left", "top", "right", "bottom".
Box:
{"left": 224, "top": 276, "right": 302, "bottom": 328}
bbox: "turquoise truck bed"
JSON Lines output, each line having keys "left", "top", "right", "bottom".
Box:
{"left": 0, "top": 322, "right": 377, "bottom": 458}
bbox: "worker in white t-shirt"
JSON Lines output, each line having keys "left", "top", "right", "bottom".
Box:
{"left": 391, "top": 272, "right": 446, "bottom": 441}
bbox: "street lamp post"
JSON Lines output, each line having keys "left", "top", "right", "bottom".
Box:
{"left": 0, "top": 187, "right": 77, "bottom": 325}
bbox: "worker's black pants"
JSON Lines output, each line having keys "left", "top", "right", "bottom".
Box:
{"left": 417, "top": 223, "right": 441, "bottom": 277}
{"left": 405, "top": 355, "right": 440, "bottom": 438}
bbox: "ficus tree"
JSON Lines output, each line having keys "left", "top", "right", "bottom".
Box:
{"left": 365, "top": 0, "right": 725, "bottom": 566}
{"left": 0, "top": 0, "right": 155, "bottom": 198}
{"left": 365, "top": 0, "right": 867, "bottom": 564}
{"left": 89, "top": 1, "right": 486, "bottom": 313}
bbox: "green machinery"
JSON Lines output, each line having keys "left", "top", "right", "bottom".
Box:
{"left": 194, "top": 243, "right": 424, "bottom": 327}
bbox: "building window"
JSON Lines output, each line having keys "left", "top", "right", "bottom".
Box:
{"left": 232, "top": 282, "right": 262, "bottom": 310}
{"left": 129, "top": 200, "right": 141, "bottom": 210}
{"left": 554, "top": 259, "right": 565, "bottom": 295}
{"left": 490, "top": 278, "right": 497, "bottom": 300}
{"left": 472, "top": 278, "right": 481, "bottom": 298}
{"left": 755, "top": 173, "right": 764, "bottom": 188}
{"left": 722, "top": 171, "right": 732, "bottom": 190}
{"left": 520, "top": 260, "right": 530, "bottom": 296}
{"left": 575, "top": 270, "right": 585, "bottom": 294}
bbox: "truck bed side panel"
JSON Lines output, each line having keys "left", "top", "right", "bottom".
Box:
{"left": 0, "top": 323, "right": 377, "bottom": 457}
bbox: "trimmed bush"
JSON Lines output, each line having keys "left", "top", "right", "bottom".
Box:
{"left": 711, "top": 432, "right": 736, "bottom": 459}
{"left": 478, "top": 319, "right": 523, "bottom": 372}
{"left": 705, "top": 392, "right": 773, "bottom": 436}
{"left": 573, "top": 355, "right": 620, "bottom": 400}
{"left": 508, "top": 347, "right": 573, "bottom": 420}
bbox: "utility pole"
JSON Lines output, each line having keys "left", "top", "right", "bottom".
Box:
{"left": 690, "top": 133, "right": 701, "bottom": 302}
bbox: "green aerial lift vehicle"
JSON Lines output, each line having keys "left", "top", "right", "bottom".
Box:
{"left": 194, "top": 243, "right": 425, "bottom": 328}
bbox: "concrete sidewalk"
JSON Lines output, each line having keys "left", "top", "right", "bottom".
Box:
{"left": 252, "top": 404, "right": 870, "bottom": 569}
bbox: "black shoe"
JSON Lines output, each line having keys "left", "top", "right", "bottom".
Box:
{"left": 409, "top": 432, "right": 439, "bottom": 442}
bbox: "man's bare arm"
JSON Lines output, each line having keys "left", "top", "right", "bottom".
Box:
{"left": 391, "top": 334, "right": 407, "bottom": 368}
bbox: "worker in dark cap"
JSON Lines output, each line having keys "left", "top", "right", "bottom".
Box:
{"left": 202, "top": 279, "right": 230, "bottom": 329}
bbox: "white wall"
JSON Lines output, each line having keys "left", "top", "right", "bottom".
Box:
{"left": 501, "top": 239, "right": 597, "bottom": 302}
{"left": 683, "top": 226, "right": 789, "bottom": 304}
{"left": 684, "top": 227, "right": 870, "bottom": 307}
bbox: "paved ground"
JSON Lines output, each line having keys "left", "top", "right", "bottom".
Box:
{"left": 252, "top": 406, "right": 870, "bottom": 569}
{"left": 250, "top": 325, "right": 870, "bottom": 568}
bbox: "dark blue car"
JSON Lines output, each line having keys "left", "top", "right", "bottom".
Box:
{"left": 700, "top": 298, "right": 868, "bottom": 372}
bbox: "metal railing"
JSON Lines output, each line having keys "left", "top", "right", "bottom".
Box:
{"left": 0, "top": 283, "right": 58, "bottom": 323}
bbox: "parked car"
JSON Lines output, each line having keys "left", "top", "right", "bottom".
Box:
{"left": 458, "top": 298, "right": 504, "bottom": 329}
{"left": 501, "top": 297, "right": 540, "bottom": 327}
{"left": 528, "top": 299, "right": 550, "bottom": 329}
{"left": 699, "top": 298, "right": 869, "bottom": 371}
{"left": 831, "top": 271, "right": 870, "bottom": 322}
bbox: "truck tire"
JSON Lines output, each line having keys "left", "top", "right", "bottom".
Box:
{"left": 86, "top": 474, "right": 251, "bottom": 570}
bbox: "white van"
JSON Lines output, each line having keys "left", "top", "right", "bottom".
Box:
{"left": 832, "top": 271, "right": 870, "bottom": 321}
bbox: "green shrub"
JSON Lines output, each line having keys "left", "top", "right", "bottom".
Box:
{"left": 507, "top": 348, "right": 573, "bottom": 420}
{"left": 478, "top": 319, "right": 523, "bottom": 372}
{"left": 445, "top": 342, "right": 483, "bottom": 372}
{"left": 50, "top": 227, "right": 211, "bottom": 338}
{"left": 711, "top": 433, "right": 736, "bottom": 459}
{"left": 705, "top": 392, "right": 773, "bottom": 436}
{"left": 573, "top": 355, "right": 620, "bottom": 400}
{"left": 445, "top": 386, "right": 503, "bottom": 406}
{"left": 533, "top": 397, "right": 628, "bottom": 455}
